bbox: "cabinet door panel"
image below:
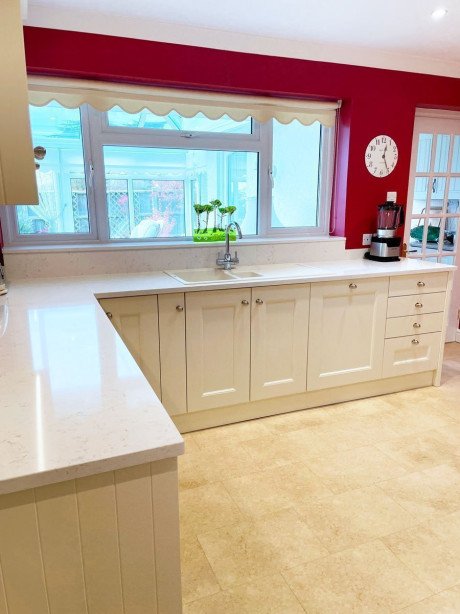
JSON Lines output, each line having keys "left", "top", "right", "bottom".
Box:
{"left": 307, "top": 278, "right": 388, "bottom": 390}
{"left": 0, "top": 0, "right": 38, "bottom": 205}
{"left": 389, "top": 273, "right": 448, "bottom": 296}
{"left": 186, "top": 289, "right": 250, "bottom": 412}
{"left": 99, "top": 295, "right": 161, "bottom": 399}
{"left": 387, "top": 292, "right": 446, "bottom": 317}
{"left": 383, "top": 333, "right": 441, "bottom": 378}
{"left": 251, "top": 284, "right": 309, "bottom": 400}
{"left": 158, "top": 293, "right": 187, "bottom": 416}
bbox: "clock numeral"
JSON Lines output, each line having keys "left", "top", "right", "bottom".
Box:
{"left": 375, "top": 139, "right": 380, "bottom": 146}
{"left": 393, "top": 146, "right": 397, "bottom": 152}
{"left": 382, "top": 137, "right": 387, "bottom": 143}
{"left": 366, "top": 153, "right": 372, "bottom": 159}
{"left": 370, "top": 146, "right": 376, "bottom": 152}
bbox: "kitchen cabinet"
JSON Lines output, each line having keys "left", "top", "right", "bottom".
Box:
{"left": 185, "top": 288, "right": 251, "bottom": 412}
{"left": 307, "top": 277, "right": 388, "bottom": 390}
{"left": 383, "top": 271, "right": 448, "bottom": 379}
{"left": 158, "top": 293, "right": 187, "bottom": 416}
{"left": 251, "top": 284, "right": 310, "bottom": 400}
{"left": 99, "top": 295, "right": 161, "bottom": 400}
{"left": 382, "top": 333, "right": 442, "bottom": 378}
{"left": 0, "top": 0, "right": 38, "bottom": 205}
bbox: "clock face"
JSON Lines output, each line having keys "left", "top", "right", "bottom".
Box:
{"left": 365, "top": 135, "right": 398, "bottom": 177}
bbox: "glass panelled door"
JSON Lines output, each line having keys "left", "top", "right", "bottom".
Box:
{"left": 406, "top": 110, "right": 460, "bottom": 340}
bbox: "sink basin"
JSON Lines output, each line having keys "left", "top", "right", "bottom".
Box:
{"left": 165, "top": 268, "right": 263, "bottom": 284}
{"left": 231, "top": 271, "right": 263, "bottom": 279}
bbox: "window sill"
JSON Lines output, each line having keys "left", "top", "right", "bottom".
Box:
{"left": 3, "top": 235, "right": 345, "bottom": 255}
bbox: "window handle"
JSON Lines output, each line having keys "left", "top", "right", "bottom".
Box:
{"left": 87, "top": 163, "right": 95, "bottom": 188}
{"left": 268, "top": 166, "right": 274, "bottom": 188}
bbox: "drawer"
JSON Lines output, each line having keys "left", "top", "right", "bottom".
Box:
{"left": 385, "top": 312, "right": 444, "bottom": 338}
{"left": 382, "top": 332, "right": 442, "bottom": 378}
{"left": 387, "top": 292, "right": 446, "bottom": 317}
{"left": 389, "top": 272, "right": 448, "bottom": 297}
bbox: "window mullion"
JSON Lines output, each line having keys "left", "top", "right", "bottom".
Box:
{"left": 85, "top": 106, "right": 110, "bottom": 242}
{"left": 258, "top": 120, "right": 273, "bottom": 236}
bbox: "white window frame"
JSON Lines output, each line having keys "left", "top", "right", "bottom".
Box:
{"left": 0, "top": 104, "right": 336, "bottom": 246}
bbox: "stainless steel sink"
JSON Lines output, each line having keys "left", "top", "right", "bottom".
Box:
{"left": 165, "top": 268, "right": 263, "bottom": 284}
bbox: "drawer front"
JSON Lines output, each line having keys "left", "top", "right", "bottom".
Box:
{"left": 389, "top": 272, "right": 448, "bottom": 297}
{"left": 387, "top": 292, "right": 446, "bottom": 318}
{"left": 385, "top": 312, "right": 444, "bottom": 338}
{"left": 383, "top": 332, "right": 442, "bottom": 378}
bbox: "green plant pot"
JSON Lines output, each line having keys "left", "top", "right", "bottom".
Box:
{"left": 193, "top": 229, "right": 236, "bottom": 242}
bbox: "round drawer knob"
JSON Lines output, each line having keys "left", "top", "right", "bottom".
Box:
{"left": 105, "top": 311, "right": 113, "bottom": 319}
{"left": 176, "top": 305, "right": 184, "bottom": 312}
{"left": 411, "top": 339, "right": 420, "bottom": 345}
{"left": 349, "top": 283, "right": 357, "bottom": 289}
{"left": 413, "top": 322, "right": 421, "bottom": 328}
{"left": 241, "top": 300, "right": 249, "bottom": 305}
{"left": 255, "top": 298, "right": 264, "bottom": 304}
{"left": 415, "top": 302, "right": 423, "bottom": 308}
{"left": 417, "top": 281, "right": 426, "bottom": 287}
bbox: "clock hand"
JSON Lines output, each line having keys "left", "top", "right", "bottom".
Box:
{"left": 382, "top": 146, "right": 390, "bottom": 173}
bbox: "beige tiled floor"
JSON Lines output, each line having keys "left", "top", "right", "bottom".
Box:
{"left": 179, "top": 343, "right": 460, "bottom": 613}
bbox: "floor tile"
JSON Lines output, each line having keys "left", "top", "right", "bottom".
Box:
{"left": 383, "top": 511, "right": 460, "bottom": 592}
{"left": 222, "top": 462, "right": 332, "bottom": 518}
{"left": 398, "top": 584, "right": 460, "bottom": 613}
{"left": 179, "top": 482, "right": 245, "bottom": 539}
{"left": 377, "top": 463, "right": 460, "bottom": 520}
{"left": 183, "top": 573, "right": 304, "bottom": 614}
{"left": 192, "top": 419, "right": 272, "bottom": 449}
{"left": 295, "top": 485, "right": 416, "bottom": 553}
{"left": 304, "top": 445, "right": 409, "bottom": 493}
{"left": 240, "top": 429, "right": 337, "bottom": 468}
{"left": 283, "top": 540, "right": 432, "bottom": 613}
{"left": 180, "top": 536, "right": 220, "bottom": 604}
{"left": 178, "top": 443, "right": 259, "bottom": 491}
{"left": 376, "top": 430, "right": 459, "bottom": 472}
{"left": 197, "top": 508, "right": 327, "bottom": 589}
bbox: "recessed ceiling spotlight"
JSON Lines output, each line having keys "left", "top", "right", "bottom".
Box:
{"left": 431, "top": 7, "right": 448, "bottom": 20}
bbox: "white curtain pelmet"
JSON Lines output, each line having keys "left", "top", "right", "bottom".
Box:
{"left": 28, "top": 77, "right": 340, "bottom": 127}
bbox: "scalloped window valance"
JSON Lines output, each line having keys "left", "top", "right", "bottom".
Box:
{"left": 28, "top": 77, "right": 340, "bottom": 128}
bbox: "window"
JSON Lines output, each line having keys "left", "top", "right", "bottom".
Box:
{"left": 1, "top": 101, "right": 335, "bottom": 246}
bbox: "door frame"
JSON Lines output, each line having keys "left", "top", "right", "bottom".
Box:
{"left": 405, "top": 109, "right": 460, "bottom": 342}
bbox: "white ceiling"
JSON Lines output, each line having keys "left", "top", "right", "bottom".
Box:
{"left": 25, "top": 0, "right": 460, "bottom": 77}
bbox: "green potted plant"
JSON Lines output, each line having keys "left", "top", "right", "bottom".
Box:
{"left": 193, "top": 200, "right": 238, "bottom": 242}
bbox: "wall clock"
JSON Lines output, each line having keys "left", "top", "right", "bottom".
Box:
{"left": 365, "top": 135, "right": 398, "bottom": 177}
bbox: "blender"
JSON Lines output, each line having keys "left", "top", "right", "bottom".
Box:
{"left": 367, "top": 201, "right": 405, "bottom": 262}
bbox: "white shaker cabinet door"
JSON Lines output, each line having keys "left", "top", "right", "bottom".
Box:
{"left": 307, "top": 277, "right": 389, "bottom": 390}
{"left": 99, "top": 295, "right": 161, "bottom": 400}
{"left": 158, "top": 293, "right": 187, "bottom": 416}
{"left": 186, "top": 288, "right": 251, "bottom": 412}
{"left": 0, "top": 0, "right": 38, "bottom": 205}
{"left": 251, "top": 284, "right": 309, "bottom": 401}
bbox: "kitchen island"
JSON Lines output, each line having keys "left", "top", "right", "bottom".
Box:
{"left": 0, "top": 256, "right": 456, "bottom": 613}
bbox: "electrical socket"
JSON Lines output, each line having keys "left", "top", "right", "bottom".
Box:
{"left": 362, "top": 233, "right": 372, "bottom": 246}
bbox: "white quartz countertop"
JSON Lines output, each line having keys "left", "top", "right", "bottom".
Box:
{"left": 0, "top": 257, "right": 455, "bottom": 494}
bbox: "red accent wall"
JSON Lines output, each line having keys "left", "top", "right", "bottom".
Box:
{"left": 23, "top": 26, "right": 460, "bottom": 248}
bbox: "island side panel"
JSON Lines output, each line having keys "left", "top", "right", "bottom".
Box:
{"left": 0, "top": 460, "right": 182, "bottom": 614}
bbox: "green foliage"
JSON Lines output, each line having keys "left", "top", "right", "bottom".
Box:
{"left": 192, "top": 200, "right": 237, "bottom": 234}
